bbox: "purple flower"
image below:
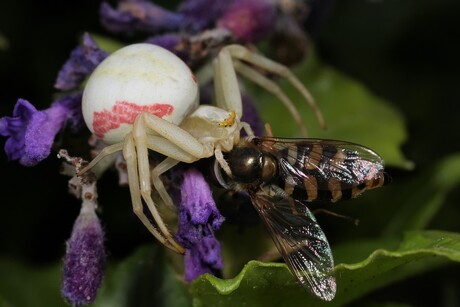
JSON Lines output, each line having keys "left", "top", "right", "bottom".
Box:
{"left": 144, "top": 33, "right": 191, "bottom": 61}
{"left": 144, "top": 33, "right": 183, "bottom": 54}
{"left": 55, "top": 33, "right": 108, "bottom": 91}
{"left": 175, "top": 168, "right": 224, "bottom": 281}
{"left": 178, "top": 0, "right": 231, "bottom": 32}
{"left": 217, "top": 0, "right": 276, "bottom": 42}
{"left": 61, "top": 202, "right": 106, "bottom": 306}
{"left": 100, "top": 0, "right": 232, "bottom": 36}
{"left": 241, "top": 94, "right": 263, "bottom": 136}
{"left": 100, "top": 0, "right": 184, "bottom": 34}
{"left": 183, "top": 236, "right": 223, "bottom": 282}
{"left": 0, "top": 93, "right": 83, "bottom": 166}
{"left": 269, "top": 13, "right": 310, "bottom": 66}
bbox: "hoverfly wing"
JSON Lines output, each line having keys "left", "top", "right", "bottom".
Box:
{"left": 250, "top": 187, "right": 336, "bottom": 301}
{"left": 257, "top": 137, "right": 387, "bottom": 202}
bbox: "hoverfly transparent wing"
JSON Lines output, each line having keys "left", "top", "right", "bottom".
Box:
{"left": 250, "top": 186, "right": 336, "bottom": 301}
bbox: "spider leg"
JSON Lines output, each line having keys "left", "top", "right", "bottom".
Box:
{"left": 78, "top": 142, "right": 123, "bottom": 176}
{"left": 150, "top": 157, "right": 180, "bottom": 211}
{"left": 133, "top": 115, "right": 188, "bottom": 254}
{"left": 122, "top": 134, "right": 180, "bottom": 253}
{"left": 133, "top": 112, "right": 226, "bottom": 253}
{"left": 240, "top": 122, "right": 255, "bottom": 138}
{"left": 233, "top": 60, "right": 308, "bottom": 137}
{"left": 213, "top": 146, "right": 232, "bottom": 176}
{"left": 213, "top": 47, "right": 243, "bottom": 117}
{"left": 145, "top": 135, "right": 198, "bottom": 211}
{"left": 222, "top": 44, "right": 326, "bottom": 131}
{"left": 141, "top": 113, "right": 209, "bottom": 157}
{"left": 212, "top": 49, "right": 254, "bottom": 140}
{"left": 145, "top": 134, "right": 202, "bottom": 163}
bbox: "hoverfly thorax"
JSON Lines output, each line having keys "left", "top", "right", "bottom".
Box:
{"left": 213, "top": 139, "right": 278, "bottom": 190}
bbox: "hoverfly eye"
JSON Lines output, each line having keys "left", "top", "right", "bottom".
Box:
{"left": 227, "top": 146, "right": 263, "bottom": 184}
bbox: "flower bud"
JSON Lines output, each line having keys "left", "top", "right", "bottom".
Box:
{"left": 61, "top": 201, "right": 105, "bottom": 306}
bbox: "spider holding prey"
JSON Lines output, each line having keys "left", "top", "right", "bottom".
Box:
{"left": 78, "top": 43, "right": 324, "bottom": 254}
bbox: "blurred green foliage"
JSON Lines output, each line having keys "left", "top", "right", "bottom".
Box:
{"left": 0, "top": 33, "right": 8, "bottom": 50}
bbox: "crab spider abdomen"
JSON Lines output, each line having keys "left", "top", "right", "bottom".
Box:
{"left": 82, "top": 43, "right": 199, "bottom": 144}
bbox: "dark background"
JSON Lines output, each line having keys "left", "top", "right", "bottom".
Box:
{"left": 1, "top": 0, "right": 459, "bottom": 305}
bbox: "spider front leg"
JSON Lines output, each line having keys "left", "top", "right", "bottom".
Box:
{"left": 213, "top": 46, "right": 243, "bottom": 118}
{"left": 131, "top": 112, "right": 229, "bottom": 254}
{"left": 78, "top": 143, "right": 123, "bottom": 176}
{"left": 216, "top": 44, "right": 326, "bottom": 136}
{"left": 122, "top": 135, "right": 184, "bottom": 253}
{"left": 144, "top": 137, "right": 195, "bottom": 211}
{"left": 211, "top": 51, "right": 255, "bottom": 141}
{"left": 131, "top": 114, "right": 215, "bottom": 254}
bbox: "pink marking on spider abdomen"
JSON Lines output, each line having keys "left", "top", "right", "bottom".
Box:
{"left": 92, "top": 101, "right": 174, "bottom": 138}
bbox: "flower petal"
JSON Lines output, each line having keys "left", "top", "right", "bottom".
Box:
{"left": 183, "top": 234, "right": 223, "bottom": 282}
{"left": 0, "top": 93, "right": 83, "bottom": 166}
{"left": 144, "top": 33, "right": 188, "bottom": 59}
{"left": 178, "top": 0, "right": 231, "bottom": 32}
{"left": 241, "top": 94, "right": 263, "bottom": 136}
{"left": 175, "top": 168, "right": 225, "bottom": 281}
{"left": 179, "top": 168, "right": 225, "bottom": 229}
{"left": 100, "top": 1, "right": 184, "bottom": 34}
{"left": 0, "top": 99, "right": 35, "bottom": 162}
{"left": 217, "top": 0, "right": 276, "bottom": 42}
{"left": 55, "top": 33, "right": 108, "bottom": 91}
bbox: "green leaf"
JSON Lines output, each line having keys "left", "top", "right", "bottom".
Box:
{"left": 93, "top": 245, "right": 190, "bottom": 307}
{"left": 89, "top": 33, "right": 124, "bottom": 53}
{"left": 190, "top": 230, "right": 460, "bottom": 307}
{"left": 382, "top": 153, "right": 460, "bottom": 236}
{"left": 248, "top": 51, "right": 412, "bottom": 169}
{"left": 333, "top": 230, "right": 460, "bottom": 305}
{"left": 0, "top": 260, "right": 65, "bottom": 307}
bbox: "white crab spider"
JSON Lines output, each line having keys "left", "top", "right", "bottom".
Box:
{"left": 79, "top": 43, "right": 324, "bottom": 254}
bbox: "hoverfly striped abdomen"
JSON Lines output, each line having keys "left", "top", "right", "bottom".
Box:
{"left": 271, "top": 139, "right": 389, "bottom": 203}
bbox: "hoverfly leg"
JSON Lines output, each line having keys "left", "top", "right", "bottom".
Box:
{"left": 264, "top": 122, "right": 273, "bottom": 137}
{"left": 257, "top": 245, "right": 282, "bottom": 262}
{"left": 312, "top": 208, "right": 359, "bottom": 226}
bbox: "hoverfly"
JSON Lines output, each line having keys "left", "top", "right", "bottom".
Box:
{"left": 211, "top": 136, "right": 390, "bottom": 301}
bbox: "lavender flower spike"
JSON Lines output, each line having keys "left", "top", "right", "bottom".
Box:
{"left": 61, "top": 187, "right": 105, "bottom": 306}
{"left": 175, "top": 168, "right": 225, "bottom": 281}
{"left": 241, "top": 94, "right": 263, "bottom": 136}
{"left": 100, "top": 0, "right": 184, "bottom": 34}
{"left": 178, "top": 0, "right": 231, "bottom": 32}
{"left": 183, "top": 235, "right": 223, "bottom": 282}
{"left": 217, "top": 0, "right": 276, "bottom": 43}
{"left": 0, "top": 93, "right": 82, "bottom": 166}
{"left": 55, "top": 33, "right": 108, "bottom": 91}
